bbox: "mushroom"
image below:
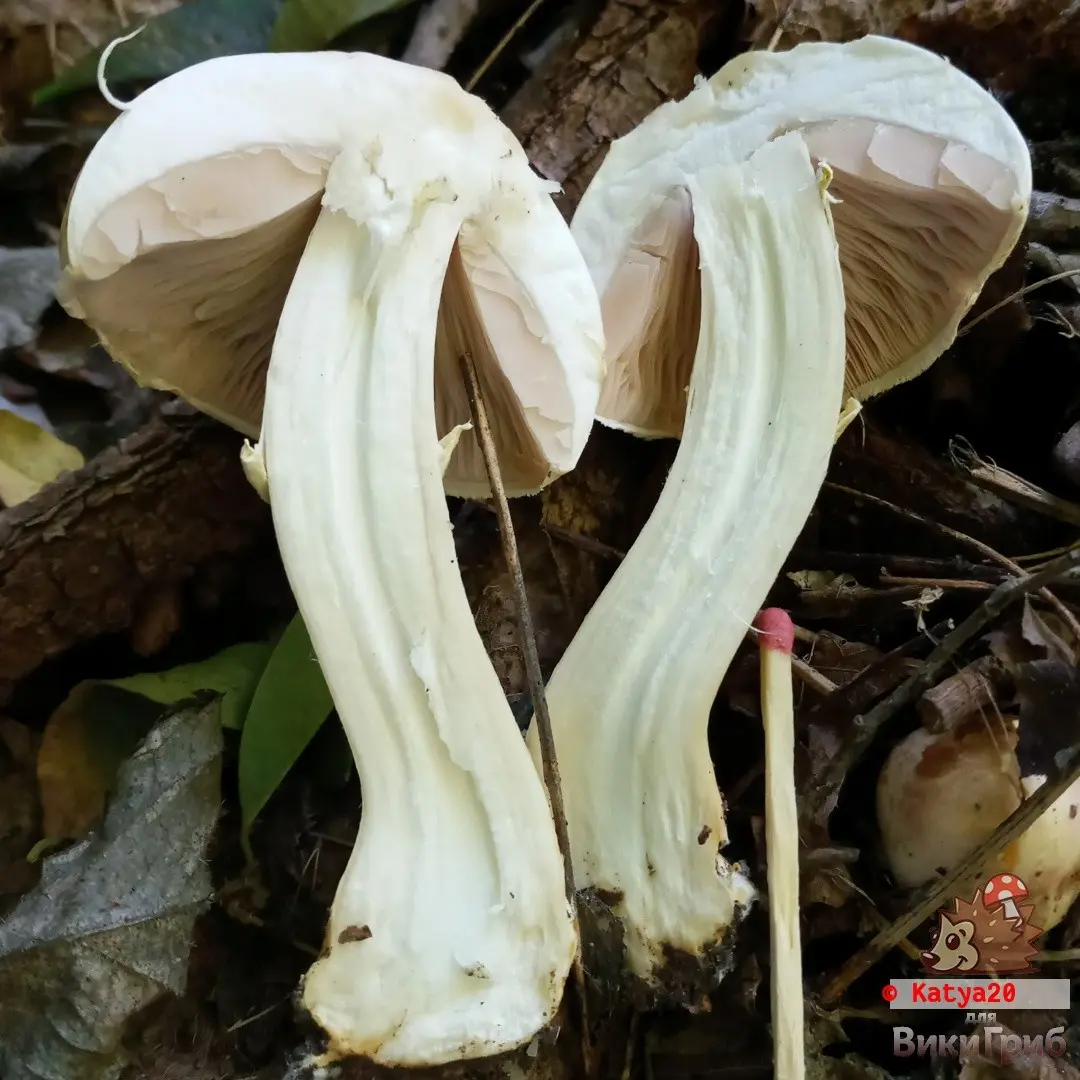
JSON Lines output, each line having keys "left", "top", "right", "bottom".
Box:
{"left": 983, "top": 873, "right": 1028, "bottom": 921}
{"left": 532, "top": 34, "right": 1031, "bottom": 1001}
{"left": 57, "top": 51, "right": 605, "bottom": 1066}
{"left": 878, "top": 721, "right": 1080, "bottom": 931}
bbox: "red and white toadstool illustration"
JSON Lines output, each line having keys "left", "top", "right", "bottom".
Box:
{"left": 983, "top": 873, "right": 1029, "bottom": 922}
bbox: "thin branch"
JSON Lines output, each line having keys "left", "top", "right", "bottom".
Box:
{"left": 808, "top": 544, "right": 1080, "bottom": 820}
{"left": 819, "top": 739, "right": 1080, "bottom": 1004}
{"left": 957, "top": 268, "right": 1080, "bottom": 335}
{"left": 458, "top": 351, "right": 594, "bottom": 1074}
{"left": 458, "top": 351, "right": 576, "bottom": 903}
{"left": 464, "top": 0, "right": 546, "bottom": 91}
{"left": 822, "top": 482, "right": 1080, "bottom": 647}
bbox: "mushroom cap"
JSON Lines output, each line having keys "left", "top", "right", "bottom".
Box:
{"left": 983, "top": 872, "right": 1028, "bottom": 905}
{"left": 572, "top": 35, "right": 1032, "bottom": 438}
{"left": 58, "top": 51, "right": 604, "bottom": 497}
{"left": 877, "top": 723, "right": 1022, "bottom": 889}
{"left": 878, "top": 726, "right": 1080, "bottom": 931}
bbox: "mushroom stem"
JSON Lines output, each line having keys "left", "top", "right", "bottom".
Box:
{"left": 262, "top": 202, "right": 575, "bottom": 1064}
{"left": 530, "top": 134, "right": 846, "bottom": 998}
{"left": 754, "top": 608, "right": 805, "bottom": 1080}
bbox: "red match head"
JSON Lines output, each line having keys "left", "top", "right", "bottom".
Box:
{"left": 754, "top": 607, "right": 794, "bottom": 654}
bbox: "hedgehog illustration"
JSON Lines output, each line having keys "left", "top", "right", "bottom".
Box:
{"left": 922, "top": 880, "right": 1042, "bottom": 975}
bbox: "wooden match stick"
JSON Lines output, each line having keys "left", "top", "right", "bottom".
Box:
{"left": 754, "top": 607, "right": 805, "bottom": 1080}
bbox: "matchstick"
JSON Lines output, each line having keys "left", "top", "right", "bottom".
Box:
{"left": 754, "top": 607, "right": 804, "bottom": 1080}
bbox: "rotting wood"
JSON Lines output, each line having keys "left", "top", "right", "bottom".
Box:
{"left": 917, "top": 655, "right": 1008, "bottom": 734}
{"left": 0, "top": 408, "right": 271, "bottom": 702}
{"left": 502, "top": 0, "right": 704, "bottom": 214}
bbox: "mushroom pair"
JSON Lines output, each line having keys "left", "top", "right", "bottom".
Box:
{"left": 58, "top": 32, "right": 1032, "bottom": 1073}
{"left": 59, "top": 52, "right": 604, "bottom": 1065}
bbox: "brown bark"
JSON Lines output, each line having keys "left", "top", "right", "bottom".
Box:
{"left": 502, "top": 0, "right": 704, "bottom": 215}
{"left": 0, "top": 408, "right": 271, "bottom": 701}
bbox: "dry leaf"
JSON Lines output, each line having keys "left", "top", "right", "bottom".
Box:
{"left": 0, "top": 409, "right": 84, "bottom": 506}
{"left": 0, "top": 703, "right": 221, "bottom": 1080}
{"left": 37, "top": 684, "right": 163, "bottom": 840}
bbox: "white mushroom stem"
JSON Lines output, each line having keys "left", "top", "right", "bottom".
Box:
{"left": 261, "top": 199, "right": 575, "bottom": 1065}
{"left": 754, "top": 607, "right": 804, "bottom": 1080}
{"left": 529, "top": 134, "right": 847, "bottom": 993}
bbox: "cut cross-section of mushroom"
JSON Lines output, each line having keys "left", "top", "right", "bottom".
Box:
{"left": 536, "top": 34, "right": 1031, "bottom": 1004}
{"left": 58, "top": 51, "right": 605, "bottom": 1067}
{"left": 531, "top": 131, "right": 847, "bottom": 1003}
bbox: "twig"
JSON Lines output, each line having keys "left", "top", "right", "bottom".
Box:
{"left": 957, "top": 268, "right": 1080, "bottom": 335}
{"left": 791, "top": 655, "right": 837, "bottom": 696}
{"left": 808, "top": 545, "right": 1080, "bottom": 820}
{"left": 822, "top": 482, "right": 1080, "bottom": 645}
{"left": 458, "top": 353, "right": 575, "bottom": 901}
{"left": 789, "top": 548, "right": 1005, "bottom": 584}
{"left": 465, "top": 0, "right": 546, "bottom": 91}
{"left": 950, "top": 437, "right": 1080, "bottom": 529}
{"left": 458, "top": 351, "right": 592, "bottom": 1071}
{"left": 878, "top": 574, "right": 992, "bottom": 592}
{"left": 818, "top": 739, "right": 1080, "bottom": 1004}
{"left": 542, "top": 521, "right": 626, "bottom": 561}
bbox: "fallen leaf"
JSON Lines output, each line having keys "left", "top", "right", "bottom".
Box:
{"left": 33, "top": 0, "right": 283, "bottom": 105}
{"left": 0, "top": 410, "right": 84, "bottom": 506}
{"left": 239, "top": 613, "right": 335, "bottom": 846}
{"left": 1014, "top": 658, "right": 1080, "bottom": 779}
{"left": 902, "top": 584, "right": 944, "bottom": 632}
{"left": 0, "top": 702, "right": 222, "bottom": 1080}
{"left": 37, "top": 683, "right": 162, "bottom": 840}
{"left": 270, "top": 0, "right": 417, "bottom": 50}
{"left": 1020, "top": 598, "right": 1076, "bottom": 666}
{"left": 0, "top": 246, "right": 59, "bottom": 351}
{"left": 37, "top": 643, "right": 272, "bottom": 839}
{"left": 787, "top": 569, "right": 856, "bottom": 594}
{"left": 0, "top": 720, "right": 41, "bottom": 900}
{"left": 802, "top": 631, "right": 884, "bottom": 687}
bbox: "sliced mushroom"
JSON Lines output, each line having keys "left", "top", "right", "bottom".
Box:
{"left": 58, "top": 51, "right": 605, "bottom": 1067}
{"left": 532, "top": 132, "right": 847, "bottom": 1002}
{"left": 534, "top": 35, "right": 1031, "bottom": 1002}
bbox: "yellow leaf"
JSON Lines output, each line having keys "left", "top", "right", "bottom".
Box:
{"left": 0, "top": 411, "right": 83, "bottom": 506}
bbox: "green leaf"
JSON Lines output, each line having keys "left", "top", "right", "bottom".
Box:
{"left": 33, "top": 0, "right": 285, "bottom": 106}
{"left": 105, "top": 641, "right": 273, "bottom": 730}
{"left": 239, "top": 614, "right": 335, "bottom": 848}
{"left": 270, "top": 0, "right": 416, "bottom": 51}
